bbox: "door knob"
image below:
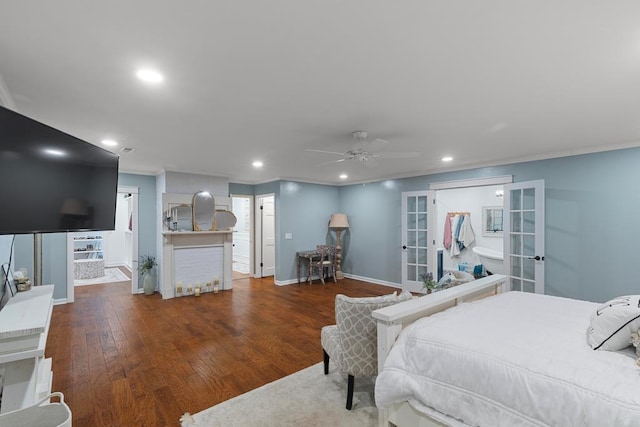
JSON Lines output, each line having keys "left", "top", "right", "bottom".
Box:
{"left": 402, "top": 245, "right": 407, "bottom": 250}
{"left": 527, "top": 255, "right": 544, "bottom": 261}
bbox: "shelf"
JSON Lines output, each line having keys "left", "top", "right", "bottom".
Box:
{"left": 73, "top": 238, "right": 102, "bottom": 241}
{"left": 73, "top": 250, "right": 102, "bottom": 254}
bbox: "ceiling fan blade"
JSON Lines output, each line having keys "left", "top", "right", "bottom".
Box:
{"left": 318, "top": 158, "right": 347, "bottom": 166}
{"left": 372, "top": 138, "right": 389, "bottom": 146}
{"left": 376, "top": 151, "right": 422, "bottom": 159}
{"left": 305, "top": 148, "right": 346, "bottom": 156}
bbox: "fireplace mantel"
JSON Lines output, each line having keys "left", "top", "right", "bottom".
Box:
{"left": 161, "top": 230, "right": 233, "bottom": 299}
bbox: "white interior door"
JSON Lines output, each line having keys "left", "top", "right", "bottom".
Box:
{"left": 232, "top": 195, "right": 252, "bottom": 276}
{"left": 254, "top": 194, "right": 275, "bottom": 278}
{"left": 503, "top": 180, "right": 545, "bottom": 294}
{"left": 401, "top": 190, "right": 435, "bottom": 292}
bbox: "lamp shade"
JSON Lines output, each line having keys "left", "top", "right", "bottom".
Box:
{"left": 329, "top": 213, "right": 349, "bottom": 229}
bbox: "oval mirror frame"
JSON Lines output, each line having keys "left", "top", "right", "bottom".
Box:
{"left": 192, "top": 191, "right": 215, "bottom": 231}
{"left": 214, "top": 210, "right": 237, "bottom": 231}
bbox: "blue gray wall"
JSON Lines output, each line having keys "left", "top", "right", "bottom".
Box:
{"left": 340, "top": 148, "right": 640, "bottom": 302}
{"left": 118, "top": 173, "right": 157, "bottom": 272}
{"left": 5, "top": 146, "right": 638, "bottom": 303}
{"left": 277, "top": 181, "right": 339, "bottom": 281}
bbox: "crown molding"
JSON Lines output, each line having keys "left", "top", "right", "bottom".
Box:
{"left": 0, "top": 72, "right": 16, "bottom": 110}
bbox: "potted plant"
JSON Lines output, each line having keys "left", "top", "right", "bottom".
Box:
{"left": 139, "top": 255, "right": 158, "bottom": 295}
{"left": 420, "top": 271, "right": 437, "bottom": 294}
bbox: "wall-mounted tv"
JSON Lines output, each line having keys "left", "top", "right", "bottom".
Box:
{"left": 0, "top": 106, "right": 119, "bottom": 235}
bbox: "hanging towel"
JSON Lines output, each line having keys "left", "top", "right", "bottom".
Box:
{"left": 454, "top": 214, "right": 465, "bottom": 251}
{"left": 450, "top": 215, "right": 461, "bottom": 257}
{"left": 458, "top": 214, "right": 476, "bottom": 250}
{"left": 443, "top": 215, "right": 452, "bottom": 250}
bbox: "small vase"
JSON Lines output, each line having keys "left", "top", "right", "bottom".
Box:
{"left": 143, "top": 271, "right": 155, "bottom": 295}
{"left": 427, "top": 288, "right": 432, "bottom": 294}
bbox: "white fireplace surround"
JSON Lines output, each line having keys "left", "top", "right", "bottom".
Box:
{"left": 160, "top": 193, "right": 233, "bottom": 299}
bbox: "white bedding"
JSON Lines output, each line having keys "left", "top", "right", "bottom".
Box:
{"left": 375, "top": 291, "right": 640, "bottom": 427}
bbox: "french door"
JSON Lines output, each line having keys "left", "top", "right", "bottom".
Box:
{"left": 503, "top": 180, "right": 545, "bottom": 294}
{"left": 401, "top": 190, "right": 435, "bottom": 292}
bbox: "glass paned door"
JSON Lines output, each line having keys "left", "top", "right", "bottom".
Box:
{"left": 503, "top": 180, "right": 545, "bottom": 293}
{"left": 402, "top": 190, "right": 435, "bottom": 292}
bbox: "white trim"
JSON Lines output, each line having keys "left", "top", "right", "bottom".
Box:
{"left": 429, "top": 175, "right": 513, "bottom": 190}
{"left": 343, "top": 273, "right": 402, "bottom": 289}
{"left": 53, "top": 298, "right": 67, "bottom": 306}
{"left": 274, "top": 273, "right": 402, "bottom": 288}
{"left": 0, "top": 73, "right": 16, "bottom": 110}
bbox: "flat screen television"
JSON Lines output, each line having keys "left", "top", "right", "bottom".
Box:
{"left": 0, "top": 106, "right": 119, "bottom": 234}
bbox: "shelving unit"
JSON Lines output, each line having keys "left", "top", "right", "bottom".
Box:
{"left": 0, "top": 285, "right": 55, "bottom": 413}
{"left": 73, "top": 233, "right": 104, "bottom": 280}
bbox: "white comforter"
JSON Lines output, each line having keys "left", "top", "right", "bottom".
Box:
{"left": 375, "top": 291, "right": 640, "bottom": 427}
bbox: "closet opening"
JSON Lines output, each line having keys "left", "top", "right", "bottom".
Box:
{"left": 66, "top": 186, "right": 139, "bottom": 302}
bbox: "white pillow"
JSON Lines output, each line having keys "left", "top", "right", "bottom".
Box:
{"left": 587, "top": 295, "right": 640, "bottom": 351}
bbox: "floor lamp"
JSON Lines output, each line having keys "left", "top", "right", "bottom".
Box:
{"left": 329, "top": 213, "right": 349, "bottom": 280}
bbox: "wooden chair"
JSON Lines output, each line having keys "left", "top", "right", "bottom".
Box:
{"left": 310, "top": 245, "right": 336, "bottom": 284}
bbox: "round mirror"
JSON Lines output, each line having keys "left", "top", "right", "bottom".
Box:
{"left": 214, "top": 210, "right": 237, "bottom": 230}
{"left": 192, "top": 191, "right": 215, "bottom": 231}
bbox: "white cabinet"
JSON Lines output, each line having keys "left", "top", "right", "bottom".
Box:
{"left": 0, "top": 285, "right": 54, "bottom": 413}
{"left": 73, "top": 233, "right": 104, "bottom": 280}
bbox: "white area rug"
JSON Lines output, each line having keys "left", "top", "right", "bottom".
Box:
{"left": 180, "top": 363, "right": 377, "bottom": 427}
{"left": 75, "top": 267, "right": 130, "bottom": 286}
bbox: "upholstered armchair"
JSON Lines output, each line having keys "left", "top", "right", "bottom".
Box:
{"left": 320, "top": 291, "right": 411, "bottom": 409}
{"left": 310, "top": 245, "right": 336, "bottom": 284}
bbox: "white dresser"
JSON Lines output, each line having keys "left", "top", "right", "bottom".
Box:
{"left": 0, "top": 285, "right": 54, "bottom": 413}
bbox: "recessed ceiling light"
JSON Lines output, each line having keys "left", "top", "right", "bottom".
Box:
{"left": 43, "top": 148, "right": 65, "bottom": 157}
{"left": 252, "top": 161, "right": 263, "bottom": 168}
{"left": 136, "top": 69, "right": 164, "bottom": 84}
{"left": 339, "top": 174, "right": 348, "bottom": 179}
{"left": 101, "top": 139, "right": 118, "bottom": 147}
{"left": 442, "top": 156, "right": 453, "bottom": 162}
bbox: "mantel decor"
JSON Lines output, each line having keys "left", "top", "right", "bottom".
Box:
{"left": 329, "top": 213, "right": 349, "bottom": 280}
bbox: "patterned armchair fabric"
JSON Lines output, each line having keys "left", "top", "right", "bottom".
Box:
{"left": 321, "top": 291, "right": 412, "bottom": 408}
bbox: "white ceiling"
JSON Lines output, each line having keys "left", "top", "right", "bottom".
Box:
{"left": 1, "top": 1, "right": 639, "bottom": 185}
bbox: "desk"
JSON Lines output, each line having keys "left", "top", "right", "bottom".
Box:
{"left": 296, "top": 250, "right": 321, "bottom": 283}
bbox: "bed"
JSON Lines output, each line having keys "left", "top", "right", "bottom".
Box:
{"left": 372, "top": 275, "right": 640, "bottom": 427}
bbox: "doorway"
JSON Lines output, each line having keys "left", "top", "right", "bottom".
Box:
{"left": 254, "top": 194, "right": 275, "bottom": 278}
{"left": 401, "top": 176, "right": 545, "bottom": 294}
{"left": 66, "top": 186, "right": 139, "bottom": 302}
{"left": 232, "top": 195, "right": 252, "bottom": 279}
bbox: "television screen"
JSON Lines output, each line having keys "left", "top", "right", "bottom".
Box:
{"left": 0, "top": 106, "right": 119, "bottom": 234}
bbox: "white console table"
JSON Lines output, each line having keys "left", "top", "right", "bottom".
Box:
{"left": 0, "top": 285, "right": 54, "bottom": 413}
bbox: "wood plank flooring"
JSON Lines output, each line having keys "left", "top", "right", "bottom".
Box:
{"left": 46, "top": 276, "right": 396, "bottom": 426}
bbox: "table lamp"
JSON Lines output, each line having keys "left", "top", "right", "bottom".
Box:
{"left": 329, "top": 213, "right": 349, "bottom": 280}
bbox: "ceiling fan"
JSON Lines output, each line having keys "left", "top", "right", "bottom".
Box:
{"left": 306, "top": 131, "right": 421, "bottom": 166}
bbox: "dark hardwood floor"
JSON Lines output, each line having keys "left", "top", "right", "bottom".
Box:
{"left": 46, "top": 276, "right": 395, "bottom": 426}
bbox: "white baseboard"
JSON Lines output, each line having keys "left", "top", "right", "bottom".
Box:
{"left": 275, "top": 274, "right": 403, "bottom": 289}
{"left": 343, "top": 273, "right": 402, "bottom": 289}
{"left": 53, "top": 298, "right": 67, "bottom": 305}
